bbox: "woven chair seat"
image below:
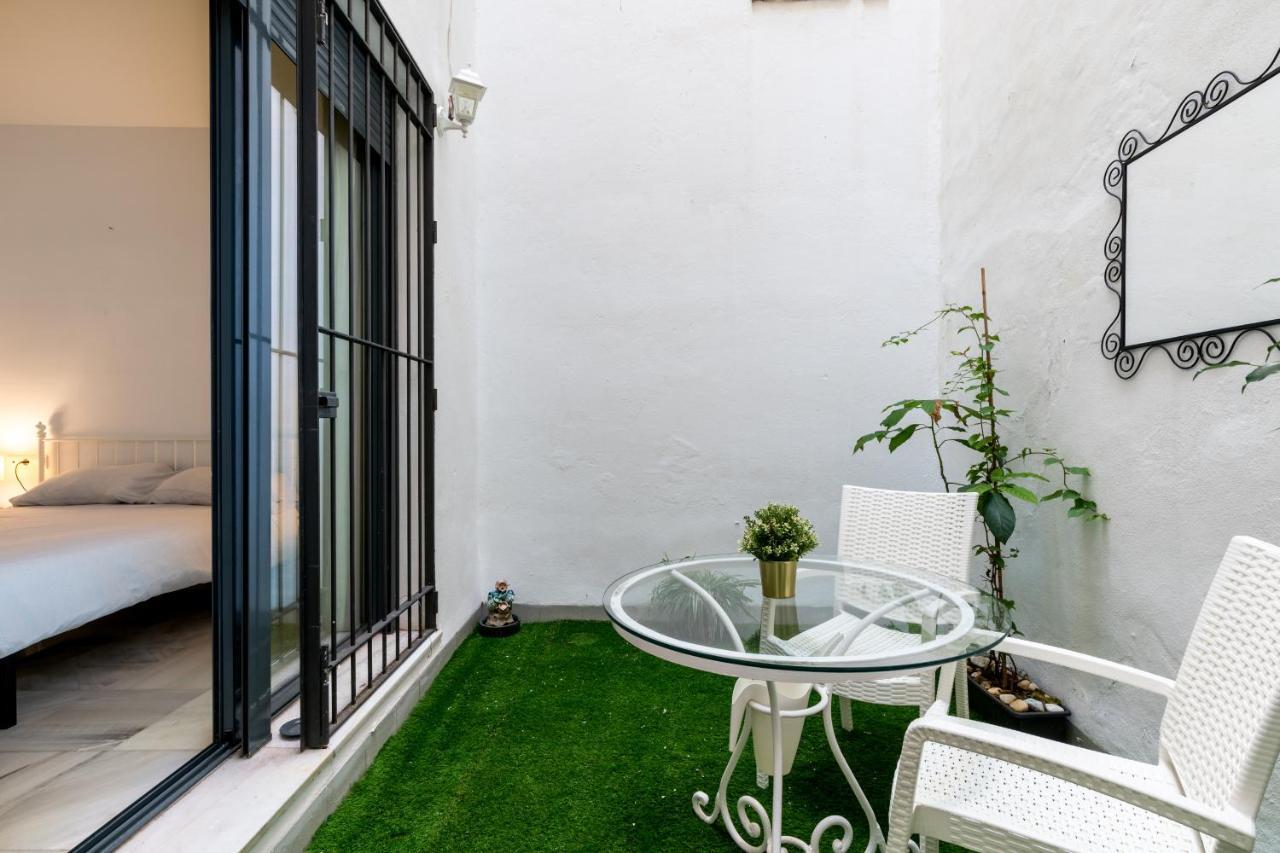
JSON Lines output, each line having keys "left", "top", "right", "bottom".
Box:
{"left": 910, "top": 741, "right": 1199, "bottom": 853}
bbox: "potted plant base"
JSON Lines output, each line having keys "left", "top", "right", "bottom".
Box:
{"left": 965, "top": 657, "right": 1070, "bottom": 741}
{"left": 477, "top": 613, "right": 521, "bottom": 638}
{"left": 758, "top": 560, "right": 798, "bottom": 599}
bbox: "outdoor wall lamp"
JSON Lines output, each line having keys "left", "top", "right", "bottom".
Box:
{"left": 435, "top": 67, "right": 486, "bottom": 137}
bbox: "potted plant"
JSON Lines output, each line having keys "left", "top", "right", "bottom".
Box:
{"left": 739, "top": 503, "right": 819, "bottom": 599}
{"left": 853, "top": 270, "right": 1107, "bottom": 738}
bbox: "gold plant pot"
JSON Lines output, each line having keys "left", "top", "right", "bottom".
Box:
{"left": 758, "top": 560, "right": 798, "bottom": 599}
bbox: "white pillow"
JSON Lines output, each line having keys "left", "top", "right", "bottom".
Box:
{"left": 10, "top": 462, "right": 174, "bottom": 506}
{"left": 148, "top": 466, "right": 213, "bottom": 506}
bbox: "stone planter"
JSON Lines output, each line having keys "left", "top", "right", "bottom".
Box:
{"left": 966, "top": 672, "right": 1071, "bottom": 742}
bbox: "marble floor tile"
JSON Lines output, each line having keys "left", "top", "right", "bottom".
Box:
{"left": 15, "top": 689, "right": 203, "bottom": 745}
{"left": 115, "top": 641, "right": 210, "bottom": 692}
{"left": 0, "top": 610, "right": 212, "bottom": 850}
{"left": 0, "top": 751, "right": 100, "bottom": 811}
{"left": 0, "top": 750, "right": 195, "bottom": 851}
{"left": 116, "top": 693, "right": 211, "bottom": 752}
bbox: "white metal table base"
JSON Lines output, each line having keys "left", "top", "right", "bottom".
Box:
{"left": 692, "top": 683, "right": 886, "bottom": 853}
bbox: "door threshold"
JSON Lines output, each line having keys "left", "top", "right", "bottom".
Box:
{"left": 122, "top": 628, "right": 459, "bottom": 852}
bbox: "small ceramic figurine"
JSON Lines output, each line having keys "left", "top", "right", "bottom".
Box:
{"left": 484, "top": 580, "right": 516, "bottom": 627}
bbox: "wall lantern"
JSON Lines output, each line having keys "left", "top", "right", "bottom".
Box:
{"left": 436, "top": 66, "right": 486, "bottom": 137}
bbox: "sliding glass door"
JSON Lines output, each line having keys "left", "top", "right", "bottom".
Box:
{"left": 268, "top": 42, "right": 303, "bottom": 700}
{"left": 2, "top": 1, "right": 434, "bottom": 846}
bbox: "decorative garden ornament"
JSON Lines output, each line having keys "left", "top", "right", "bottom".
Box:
{"left": 478, "top": 580, "right": 521, "bottom": 637}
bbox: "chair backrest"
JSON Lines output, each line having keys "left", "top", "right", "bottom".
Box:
{"left": 836, "top": 485, "right": 978, "bottom": 582}
{"left": 1158, "top": 535, "right": 1280, "bottom": 843}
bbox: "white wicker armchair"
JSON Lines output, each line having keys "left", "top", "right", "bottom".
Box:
{"left": 774, "top": 486, "right": 980, "bottom": 727}
{"left": 886, "top": 535, "right": 1280, "bottom": 853}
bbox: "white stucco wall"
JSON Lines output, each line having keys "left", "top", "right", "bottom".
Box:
{"left": 383, "top": 0, "right": 483, "bottom": 642}
{"left": 389, "top": 0, "right": 1280, "bottom": 831}
{"left": 474, "top": 0, "right": 945, "bottom": 607}
{"left": 937, "top": 0, "right": 1280, "bottom": 838}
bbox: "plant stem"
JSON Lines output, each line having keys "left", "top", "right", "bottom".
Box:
{"left": 979, "top": 268, "right": 1007, "bottom": 604}
{"left": 928, "top": 422, "right": 951, "bottom": 493}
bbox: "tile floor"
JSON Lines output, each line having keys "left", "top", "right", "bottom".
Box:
{"left": 0, "top": 604, "right": 212, "bottom": 852}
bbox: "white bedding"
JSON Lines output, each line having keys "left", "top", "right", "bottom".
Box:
{"left": 0, "top": 505, "right": 211, "bottom": 658}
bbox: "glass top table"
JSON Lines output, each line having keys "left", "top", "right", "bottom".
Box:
{"left": 604, "top": 554, "right": 1011, "bottom": 683}
{"left": 603, "top": 555, "right": 1012, "bottom": 853}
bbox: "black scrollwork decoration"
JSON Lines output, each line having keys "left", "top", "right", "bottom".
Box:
{"left": 1102, "top": 45, "right": 1280, "bottom": 379}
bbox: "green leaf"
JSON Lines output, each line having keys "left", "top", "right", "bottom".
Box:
{"left": 1064, "top": 466, "right": 1091, "bottom": 476}
{"left": 978, "top": 491, "right": 1016, "bottom": 543}
{"left": 1067, "top": 506, "right": 1093, "bottom": 518}
{"left": 880, "top": 408, "right": 909, "bottom": 429}
{"left": 1001, "top": 483, "right": 1039, "bottom": 504}
{"left": 1244, "top": 362, "right": 1280, "bottom": 386}
{"left": 853, "top": 431, "right": 883, "bottom": 454}
{"left": 1040, "top": 489, "right": 1065, "bottom": 501}
{"left": 1194, "top": 360, "right": 1253, "bottom": 380}
{"left": 1043, "top": 457, "right": 1062, "bottom": 467}
{"left": 888, "top": 424, "right": 918, "bottom": 452}
{"left": 957, "top": 483, "right": 992, "bottom": 495}
{"left": 1005, "top": 471, "right": 1050, "bottom": 483}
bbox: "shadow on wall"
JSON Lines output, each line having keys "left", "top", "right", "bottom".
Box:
{"left": 751, "top": 0, "right": 857, "bottom": 8}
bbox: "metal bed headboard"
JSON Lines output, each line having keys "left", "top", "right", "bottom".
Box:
{"left": 35, "top": 422, "right": 212, "bottom": 484}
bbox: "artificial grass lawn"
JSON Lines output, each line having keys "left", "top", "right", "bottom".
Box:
{"left": 310, "top": 621, "right": 965, "bottom": 852}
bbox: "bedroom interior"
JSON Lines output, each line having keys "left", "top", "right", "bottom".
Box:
{"left": 2, "top": 0, "right": 438, "bottom": 846}
{"left": 0, "top": 1, "right": 218, "bottom": 848}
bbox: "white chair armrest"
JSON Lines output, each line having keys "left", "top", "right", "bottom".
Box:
{"left": 994, "top": 636, "right": 1176, "bottom": 697}
{"left": 896, "top": 713, "right": 1255, "bottom": 849}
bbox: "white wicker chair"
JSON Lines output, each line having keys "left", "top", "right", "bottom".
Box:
{"left": 886, "top": 535, "right": 1280, "bottom": 853}
{"left": 773, "top": 486, "right": 979, "bottom": 727}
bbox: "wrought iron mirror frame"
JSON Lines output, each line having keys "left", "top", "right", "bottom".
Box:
{"left": 1102, "top": 44, "right": 1280, "bottom": 379}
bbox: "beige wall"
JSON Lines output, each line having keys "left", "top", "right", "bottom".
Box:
{"left": 0, "top": 125, "right": 210, "bottom": 502}
{"left": 0, "top": 0, "right": 210, "bottom": 505}
{"left": 0, "top": 0, "right": 208, "bottom": 128}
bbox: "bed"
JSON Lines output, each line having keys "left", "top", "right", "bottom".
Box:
{"left": 0, "top": 504, "right": 211, "bottom": 658}
{"left": 0, "top": 425, "right": 212, "bottom": 727}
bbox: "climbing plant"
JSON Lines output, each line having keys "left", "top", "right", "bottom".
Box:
{"left": 853, "top": 271, "right": 1108, "bottom": 689}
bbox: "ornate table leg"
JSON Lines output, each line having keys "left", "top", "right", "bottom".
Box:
{"left": 692, "top": 684, "right": 887, "bottom": 853}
